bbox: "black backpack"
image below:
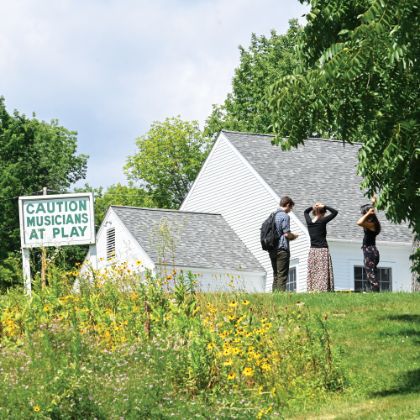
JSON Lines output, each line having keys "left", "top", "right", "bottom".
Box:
{"left": 260, "top": 210, "right": 281, "bottom": 251}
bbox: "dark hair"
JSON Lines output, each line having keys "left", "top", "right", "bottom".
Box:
{"left": 360, "top": 204, "right": 381, "bottom": 234}
{"left": 280, "top": 196, "right": 295, "bottom": 207}
{"left": 313, "top": 205, "right": 326, "bottom": 217}
{"left": 360, "top": 204, "right": 372, "bottom": 215}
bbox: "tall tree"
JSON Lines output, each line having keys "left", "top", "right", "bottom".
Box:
{"left": 0, "top": 97, "right": 88, "bottom": 287}
{"left": 78, "top": 183, "right": 156, "bottom": 226}
{"left": 125, "top": 117, "right": 211, "bottom": 208}
{"left": 204, "top": 20, "right": 303, "bottom": 138}
{"left": 269, "top": 1, "right": 419, "bottom": 263}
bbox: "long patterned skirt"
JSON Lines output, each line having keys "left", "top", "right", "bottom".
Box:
{"left": 362, "top": 245, "right": 380, "bottom": 292}
{"left": 307, "top": 247, "right": 334, "bottom": 292}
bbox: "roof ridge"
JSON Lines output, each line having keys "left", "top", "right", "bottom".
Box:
{"left": 221, "top": 129, "right": 275, "bottom": 138}
{"left": 221, "top": 130, "right": 362, "bottom": 145}
{"left": 111, "top": 205, "right": 222, "bottom": 216}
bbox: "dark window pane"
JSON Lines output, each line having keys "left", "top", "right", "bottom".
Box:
{"left": 287, "top": 268, "right": 296, "bottom": 292}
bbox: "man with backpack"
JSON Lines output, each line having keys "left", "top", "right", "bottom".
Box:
{"left": 269, "top": 196, "right": 299, "bottom": 291}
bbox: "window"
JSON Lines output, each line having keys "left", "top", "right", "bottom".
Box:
{"left": 106, "top": 228, "right": 115, "bottom": 260}
{"left": 354, "top": 266, "right": 392, "bottom": 292}
{"left": 286, "top": 267, "right": 297, "bottom": 292}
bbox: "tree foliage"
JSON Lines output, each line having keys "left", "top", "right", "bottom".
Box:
{"left": 268, "top": 0, "right": 420, "bottom": 241}
{"left": 77, "top": 183, "right": 156, "bottom": 227}
{"left": 0, "top": 97, "right": 88, "bottom": 288}
{"left": 125, "top": 117, "right": 211, "bottom": 208}
{"left": 204, "top": 20, "right": 303, "bottom": 138}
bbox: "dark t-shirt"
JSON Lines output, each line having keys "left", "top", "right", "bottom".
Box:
{"left": 304, "top": 206, "right": 338, "bottom": 248}
{"left": 363, "top": 228, "right": 378, "bottom": 247}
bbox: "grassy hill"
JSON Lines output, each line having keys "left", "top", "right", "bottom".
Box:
{"left": 0, "top": 275, "right": 419, "bottom": 419}
{"left": 267, "top": 293, "right": 420, "bottom": 419}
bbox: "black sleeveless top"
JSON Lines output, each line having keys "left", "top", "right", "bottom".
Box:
{"left": 363, "top": 228, "right": 378, "bottom": 247}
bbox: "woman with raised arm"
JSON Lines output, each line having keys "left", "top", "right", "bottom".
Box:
{"left": 304, "top": 203, "right": 338, "bottom": 291}
{"left": 357, "top": 197, "right": 381, "bottom": 292}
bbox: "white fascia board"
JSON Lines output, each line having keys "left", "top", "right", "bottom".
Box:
{"left": 328, "top": 237, "right": 412, "bottom": 247}
{"left": 155, "top": 263, "right": 266, "bottom": 277}
{"left": 95, "top": 205, "right": 114, "bottom": 240}
{"left": 180, "top": 133, "right": 224, "bottom": 210}
{"left": 104, "top": 207, "right": 156, "bottom": 269}
{"left": 222, "top": 132, "right": 310, "bottom": 239}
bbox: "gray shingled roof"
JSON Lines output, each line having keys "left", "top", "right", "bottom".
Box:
{"left": 111, "top": 206, "right": 265, "bottom": 271}
{"left": 223, "top": 130, "right": 413, "bottom": 244}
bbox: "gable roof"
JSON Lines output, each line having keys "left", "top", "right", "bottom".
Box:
{"left": 111, "top": 206, "right": 265, "bottom": 272}
{"left": 221, "top": 130, "right": 413, "bottom": 244}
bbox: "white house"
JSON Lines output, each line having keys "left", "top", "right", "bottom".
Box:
{"left": 181, "top": 130, "right": 414, "bottom": 292}
{"left": 84, "top": 206, "right": 266, "bottom": 292}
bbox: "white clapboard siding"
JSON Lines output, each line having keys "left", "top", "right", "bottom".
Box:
{"left": 157, "top": 266, "right": 266, "bottom": 293}
{"left": 182, "top": 133, "right": 310, "bottom": 292}
{"left": 86, "top": 207, "right": 155, "bottom": 272}
{"left": 329, "top": 240, "right": 412, "bottom": 291}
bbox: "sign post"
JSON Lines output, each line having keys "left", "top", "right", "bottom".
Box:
{"left": 41, "top": 187, "right": 47, "bottom": 289}
{"left": 19, "top": 192, "right": 95, "bottom": 294}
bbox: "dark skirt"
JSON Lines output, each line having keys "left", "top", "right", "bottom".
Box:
{"left": 307, "top": 247, "right": 334, "bottom": 292}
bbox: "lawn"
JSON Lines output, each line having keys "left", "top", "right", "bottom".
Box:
{"left": 0, "top": 277, "right": 419, "bottom": 419}
{"left": 265, "top": 292, "right": 420, "bottom": 419}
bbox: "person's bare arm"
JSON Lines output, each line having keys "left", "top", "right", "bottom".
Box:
{"left": 285, "top": 232, "right": 299, "bottom": 240}
{"left": 357, "top": 208, "right": 376, "bottom": 230}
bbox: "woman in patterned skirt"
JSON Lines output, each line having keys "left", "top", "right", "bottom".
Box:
{"left": 357, "top": 200, "right": 381, "bottom": 292}
{"left": 304, "top": 203, "right": 338, "bottom": 291}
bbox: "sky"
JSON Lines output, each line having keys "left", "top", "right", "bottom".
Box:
{"left": 0, "top": 0, "right": 308, "bottom": 189}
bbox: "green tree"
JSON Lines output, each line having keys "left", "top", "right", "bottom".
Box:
{"left": 0, "top": 97, "right": 88, "bottom": 288}
{"left": 204, "top": 20, "right": 303, "bottom": 138}
{"left": 78, "top": 183, "right": 156, "bottom": 226}
{"left": 125, "top": 117, "right": 211, "bottom": 208}
{"left": 269, "top": 0, "right": 419, "bottom": 250}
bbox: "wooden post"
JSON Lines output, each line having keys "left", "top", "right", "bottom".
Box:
{"left": 41, "top": 187, "right": 47, "bottom": 289}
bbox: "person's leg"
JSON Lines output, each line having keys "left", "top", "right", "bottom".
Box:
{"left": 372, "top": 247, "right": 380, "bottom": 291}
{"left": 363, "top": 246, "right": 379, "bottom": 292}
{"left": 327, "top": 250, "right": 334, "bottom": 292}
{"left": 269, "top": 251, "right": 278, "bottom": 292}
{"left": 276, "top": 250, "right": 290, "bottom": 291}
{"left": 307, "top": 248, "right": 315, "bottom": 291}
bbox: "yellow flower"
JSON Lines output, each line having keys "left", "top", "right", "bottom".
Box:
{"left": 223, "top": 359, "right": 233, "bottom": 366}
{"left": 227, "top": 372, "right": 236, "bottom": 380}
{"left": 257, "top": 405, "right": 273, "bottom": 419}
{"left": 129, "top": 292, "right": 138, "bottom": 301}
{"left": 207, "top": 343, "right": 215, "bottom": 350}
{"left": 228, "top": 301, "right": 238, "bottom": 308}
{"left": 261, "top": 363, "right": 271, "bottom": 372}
{"left": 135, "top": 260, "right": 142, "bottom": 266}
{"left": 33, "top": 405, "right": 41, "bottom": 412}
{"left": 243, "top": 367, "right": 254, "bottom": 377}
{"left": 219, "top": 330, "right": 229, "bottom": 338}
{"left": 241, "top": 299, "right": 250, "bottom": 306}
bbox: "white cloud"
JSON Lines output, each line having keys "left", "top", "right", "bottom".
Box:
{"left": 0, "top": 0, "right": 308, "bottom": 188}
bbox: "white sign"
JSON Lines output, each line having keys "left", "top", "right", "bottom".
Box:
{"left": 19, "top": 193, "right": 95, "bottom": 248}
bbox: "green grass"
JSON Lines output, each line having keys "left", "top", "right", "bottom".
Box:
{"left": 263, "top": 292, "right": 420, "bottom": 419}
{"left": 1, "top": 290, "right": 419, "bottom": 419}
